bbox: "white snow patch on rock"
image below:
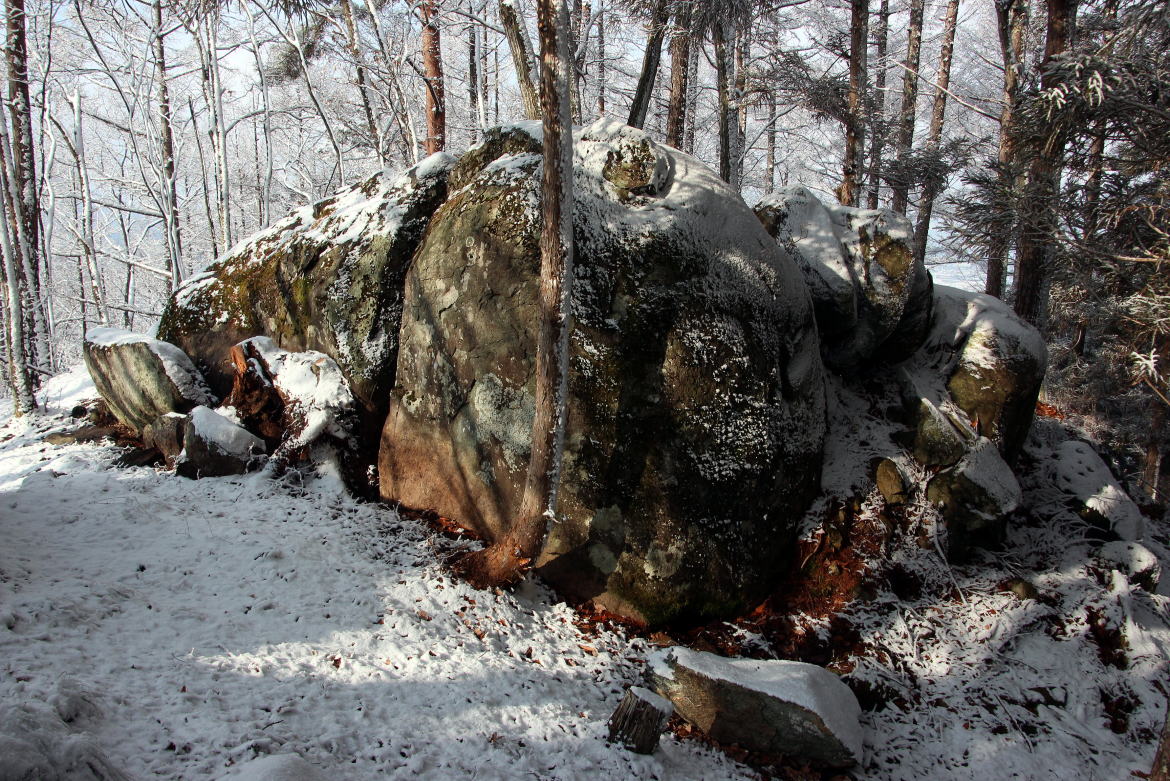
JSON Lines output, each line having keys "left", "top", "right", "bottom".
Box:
{"left": 188, "top": 405, "right": 266, "bottom": 458}
{"left": 1048, "top": 440, "right": 1145, "bottom": 540}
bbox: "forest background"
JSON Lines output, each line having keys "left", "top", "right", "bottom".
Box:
{"left": 0, "top": 0, "right": 1166, "bottom": 504}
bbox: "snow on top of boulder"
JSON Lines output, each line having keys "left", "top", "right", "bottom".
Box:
{"left": 1050, "top": 440, "right": 1145, "bottom": 540}
{"left": 86, "top": 327, "right": 215, "bottom": 407}
{"left": 929, "top": 285, "right": 1048, "bottom": 372}
{"left": 212, "top": 153, "right": 455, "bottom": 268}
{"left": 950, "top": 436, "right": 1022, "bottom": 515}
{"left": 659, "top": 646, "right": 863, "bottom": 762}
{"left": 188, "top": 405, "right": 265, "bottom": 458}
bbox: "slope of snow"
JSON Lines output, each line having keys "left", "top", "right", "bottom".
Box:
{"left": 0, "top": 398, "right": 747, "bottom": 780}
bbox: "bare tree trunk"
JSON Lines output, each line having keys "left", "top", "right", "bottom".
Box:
{"left": 152, "top": 0, "right": 183, "bottom": 289}
{"left": 243, "top": 3, "right": 273, "bottom": 227}
{"left": 6, "top": 0, "right": 47, "bottom": 375}
{"left": 0, "top": 185, "right": 32, "bottom": 413}
{"left": 500, "top": 0, "right": 541, "bottom": 120}
{"left": 866, "top": 0, "right": 890, "bottom": 209}
{"left": 665, "top": 1, "right": 691, "bottom": 149}
{"left": 714, "top": 18, "right": 734, "bottom": 184}
{"left": 596, "top": 2, "right": 605, "bottom": 115}
{"left": 467, "top": 3, "right": 480, "bottom": 142}
{"left": 419, "top": 0, "right": 446, "bottom": 154}
{"left": 341, "top": 0, "right": 384, "bottom": 165}
{"left": 911, "top": 0, "right": 960, "bottom": 265}
{"left": 626, "top": 0, "right": 668, "bottom": 129}
{"left": 985, "top": 0, "right": 1027, "bottom": 298}
{"left": 838, "top": 0, "right": 868, "bottom": 206}
{"left": 456, "top": 0, "right": 574, "bottom": 588}
{"left": 188, "top": 97, "right": 219, "bottom": 254}
{"left": 890, "top": 0, "right": 924, "bottom": 215}
{"left": 732, "top": 25, "right": 748, "bottom": 188}
{"left": 684, "top": 33, "right": 698, "bottom": 153}
{"left": 765, "top": 90, "right": 776, "bottom": 194}
{"left": 1013, "top": 0, "right": 1074, "bottom": 325}
{"left": 68, "top": 94, "right": 106, "bottom": 326}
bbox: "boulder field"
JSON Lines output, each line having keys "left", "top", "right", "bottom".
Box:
{"left": 97, "top": 120, "right": 1049, "bottom": 626}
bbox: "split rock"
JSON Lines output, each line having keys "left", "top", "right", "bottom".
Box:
{"left": 754, "top": 187, "right": 933, "bottom": 372}
{"left": 908, "top": 286, "right": 1047, "bottom": 462}
{"left": 82, "top": 327, "right": 215, "bottom": 436}
{"left": 648, "top": 646, "right": 862, "bottom": 768}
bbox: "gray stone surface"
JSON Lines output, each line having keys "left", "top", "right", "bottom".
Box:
{"left": 648, "top": 646, "right": 863, "bottom": 768}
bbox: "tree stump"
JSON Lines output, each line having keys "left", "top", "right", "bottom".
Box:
{"left": 607, "top": 686, "right": 673, "bottom": 754}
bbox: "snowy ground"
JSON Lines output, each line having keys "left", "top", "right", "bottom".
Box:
{"left": 2, "top": 368, "right": 1168, "bottom": 779}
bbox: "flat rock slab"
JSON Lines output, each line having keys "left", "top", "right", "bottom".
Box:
{"left": 83, "top": 327, "right": 215, "bottom": 436}
{"left": 648, "top": 646, "right": 862, "bottom": 768}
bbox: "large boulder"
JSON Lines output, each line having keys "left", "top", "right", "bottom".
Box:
{"left": 754, "top": 187, "right": 933, "bottom": 372}
{"left": 156, "top": 153, "right": 456, "bottom": 439}
{"left": 380, "top": 121, "right": 827, "bottom": 624}
{"left": 82, "top": 327, "right": 216, "bottom": 436}
{"left": 648, "top": 647, "right": 863, "bottom": 768}
{"left": 906, "top": 286, "right": 1047, "bottom": 462}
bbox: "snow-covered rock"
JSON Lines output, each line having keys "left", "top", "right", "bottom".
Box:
{"left": 1045, "top": 440, "right": 1146, "bottom": 540}
{"left": 927, "top": 436, "right": 1022, "bottom": 559}
{"left": 754, "top": 187, "right": 934, "bottom": 372}
{"left": 176, "top": 405, "right": 266, "bottom": 478}
{"left": 381, "top": 120, "right": 826, "bottom": 625}
{"left": 1097, "top": 541, "right": 1160, "bottom": 591}
{"left": 82, "top": 327, "right": 215, "bottom": 436}
{"left": 648, "top": 647, "right": 863, "bottom": 768}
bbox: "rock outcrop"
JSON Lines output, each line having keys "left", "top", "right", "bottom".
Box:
{"left": 380, "top": 121, "right": 826, "bottom": 624}
{"left": 156, "top": 154, "right": 456, "bottom": 437}
{"left": 755, "top": 186, "right": 934, "bottom": 372}
{"left": 82, "top": 327, "right": 216, "bottom": 436}
{"left": 648, "top": 647, "right": 863, "bottom": 768}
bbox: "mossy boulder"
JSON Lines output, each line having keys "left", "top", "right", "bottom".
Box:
{"left": 156, "top": 154, "right": 456, "bottom": 440}
{"left": 380, "top": 121, "right": 827, "bottom": 625}
{"left": 754, "top": 187, "right": 933, "bottom": 373}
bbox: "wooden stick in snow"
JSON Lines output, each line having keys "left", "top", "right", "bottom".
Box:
{"left": 607, "top": 686, "right": 673, "bottom": 754}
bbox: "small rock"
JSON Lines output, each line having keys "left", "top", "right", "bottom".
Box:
{"left": 926, "top": 437, "right": 1021, "bottom": 560}
{"left": 176, "top": 406, "right": 266, "bottom": 479}
{"left": 648, "top": 647, "right": 863, "bottom": 768}
{"left": 875, "top": 459, "right": 907, "bottom": 505}
{"left": 143, "top": 413, "right": 189, "bottom": 469}
{"left": 1006, "top": 577, "right": 1039, "bottom": 600}
{"left": 1097, "top": 541, "right": 1161, "bottom": 591}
